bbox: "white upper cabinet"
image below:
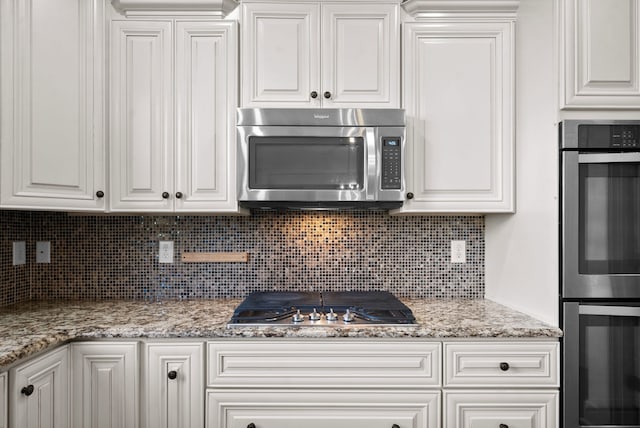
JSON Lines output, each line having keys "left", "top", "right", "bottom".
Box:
{"left": 0, "top": 0, "right": 106, "bottom": 211}
{"left": 397, "top": 1, "right": 516, "bottom": 214}
{"left": 241, "top": 0, "right": 400, "bottom": 108}
{"left": 109, "top": 19, "right": 239, "bottom": 213}
{"left": 560, "top": 0, "right": 640, "bottom": 109}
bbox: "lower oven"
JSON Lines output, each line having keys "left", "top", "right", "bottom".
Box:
{"left": 563, "top": 302, "right": 640, "bottom": 428}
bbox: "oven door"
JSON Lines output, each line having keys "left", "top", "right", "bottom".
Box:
{"left": 564, "top": 302, "right": 640, "bottom": 428}
{"left": 562, "top": 151, "right": 640, "bottom": 298}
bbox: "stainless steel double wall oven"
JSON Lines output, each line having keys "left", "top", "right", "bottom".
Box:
{"left": 561, "top": 120, "right": 640, "bottom": 428}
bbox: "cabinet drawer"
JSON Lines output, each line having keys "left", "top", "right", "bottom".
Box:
{"left": 208, "top": 341, "right": 441, "bottom": 388}
{"left": 444, "top": 390, "right": 558, "bottom": 428}
{"left": 444, "top": 342, "right": 559, "bottom": 387}
{"left": 207, "top": 389, "right": 440, "bottom": 428}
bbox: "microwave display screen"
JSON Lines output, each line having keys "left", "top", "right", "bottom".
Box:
{"left": 249, "top": 136, "right": 365, "bottom": 190}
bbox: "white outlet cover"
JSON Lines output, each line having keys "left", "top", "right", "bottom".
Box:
{"left": 159, "top": 241, "right": 174, "bottom": 263}
{"left": 13, "top": 241, "right": 26, "bottom": 265}
{"left": 451, "top": 240, "right": 466, "bottom": 264}
{"left": 36, "top": 241, "right": 51, "bottom": 263}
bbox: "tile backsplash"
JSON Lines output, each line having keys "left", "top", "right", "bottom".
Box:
{"left": 1, "top": 210, "right": 484, "bottom": 307}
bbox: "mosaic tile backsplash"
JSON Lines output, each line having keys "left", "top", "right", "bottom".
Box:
{"left": 1, "top": 211, "right": 484, "bottom": 307}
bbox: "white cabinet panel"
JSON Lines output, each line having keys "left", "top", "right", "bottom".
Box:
{"left": 207, "top": 390, "right": 440, "bottom": 428}
{"left": 561, "top": 0, "right": 640, "bottom": 108}
{"left": 444, "top": 390, "right": 558, "bottom": 428}
{"left": 143, "top": 342, "right": 204, "bottom": 428}
{"left": 399, "top": 20, "right": 514, "bottom": 213}
{"left": 71, "top": 342, "right": 139, "bottom": 428}
{"left": 0, "top": 0, "right": 105, "bottom": 210}
{"left": 9, "top": 345, "right": 69, "bottom": 428}
{"left": 109, "top": 20, "right": 173, "bottom": 212}
{"left": 0, "top": 372, "right": 6, "bottom": 428}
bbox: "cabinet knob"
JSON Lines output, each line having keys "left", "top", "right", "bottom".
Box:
{"left": 168, "top": 370, "right": 178, "bottom": 380}
{"left": 175, "top": 192, "right": 183, "bottom": 199}
{"left": 310, "top": 91, "right": 318, "bottom": 99}
{"left": 323, "top": 91, "right": 332, "bottom": 99}
{"left": 21, "top": 385, "right": 34, "bottom": 396}
{"left": 499, "top": 424, "right": 509, "bottom": 428}
{"left": 499, "top": 362, "right": 510, "bottom": 371}
{"left": 96, "top": 190, "right": 105, "bottom": 198}
{"left": 247, "top": 424, "right": 256, "bottom": 428}
{"left": 406, "top": 192, "right": 414, "bottom": 200}
{"left": 392, "top": 425, "right": 400, "bottom": 428}
{"left": 162, "top": 192, "right": 170, "bottom": 199}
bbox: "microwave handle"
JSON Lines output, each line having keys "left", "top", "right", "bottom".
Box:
{"left": 366, "top": 128, "right": 377, "bottom": 199}
{"left": 578, "top": 152, "right": 640, "bottom": 163}
{"left": 579, "top": 305, "right": 640, "bottom": 317}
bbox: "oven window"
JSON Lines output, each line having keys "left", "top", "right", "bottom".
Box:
{"left": 249, "top": 136, "right": 365, "bottom": 190}
{"left": 579, "top": 312, "right": 640, "bottom": 425}
{"left": 579, "top": 162, "right": 640, "bottom": 274}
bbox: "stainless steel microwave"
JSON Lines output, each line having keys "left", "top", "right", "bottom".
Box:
{"left": 237, "top": 108, "right": 406, "bottom": 210}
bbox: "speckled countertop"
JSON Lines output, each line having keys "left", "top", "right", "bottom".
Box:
{"left": 0, "top": 298, "right": 562, "bottom": 370}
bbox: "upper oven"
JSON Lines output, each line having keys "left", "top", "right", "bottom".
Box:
{"left": 237, "top": 108, "right": 406, "bottom": 210}
{"left": 561, "top": 120, "right": 640, "bottom": 299}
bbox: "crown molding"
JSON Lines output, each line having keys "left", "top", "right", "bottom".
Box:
{"left": 402, "top": 0, "right": 519, "bottom": 18}
{"left": 111, "top": 0, "right": 239, "bottom": 17}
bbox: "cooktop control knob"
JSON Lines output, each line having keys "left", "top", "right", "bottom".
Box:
{"left": 309, "top": 308, "right": 321, "bottom": 321}
{"left": 326, "top": 308, "right": 338, "bottom": 322}
{"left": 343, "top": 309, "right": 355, "bottom": 322}
{"left": 292, "top": 309, "right": 304, "bottom": 323}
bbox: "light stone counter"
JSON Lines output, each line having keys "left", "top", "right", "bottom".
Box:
{"left": 0, "top": 298, "right": 562, "bottom": 370}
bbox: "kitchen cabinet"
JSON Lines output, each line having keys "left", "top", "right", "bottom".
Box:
{"left": 241, "top": 0, "right": 399, "bottom": 108}
{"left": 560, "top": 0, "right": 640, "bottom": 109}
{"left": 109, "top": 19, "right": 239, "bottom": 213}
{"left": 9, "top": 345, "right": 69, "bottom": 428}
{"left": 397, "top": 2, "right": 516, "bottom": 213}
{"left": 142, "top": 341, "right": 204, "bottom": 428}
{"left": 71, "top": 341, "right": 139, "bottom": 428}
{"left": 0, "top": 0, "right": 106, "bottom": 211}
{"left": 0, "top": 373, "right": 6, "bottom": 428}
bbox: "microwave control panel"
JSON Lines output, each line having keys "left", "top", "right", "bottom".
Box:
{"left": 381, "top": 138, "right": 402, "bottom": 189}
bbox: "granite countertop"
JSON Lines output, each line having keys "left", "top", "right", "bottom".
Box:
{"left": 0, "top": 298, "right": 562, "bottom": 371}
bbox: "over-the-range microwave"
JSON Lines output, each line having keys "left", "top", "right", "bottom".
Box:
{"left": 237, "top": 108, "right": 406, "bottom": 210}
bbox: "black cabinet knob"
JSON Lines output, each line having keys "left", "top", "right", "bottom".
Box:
{"left": 499, "top": 424, "right": 509, "bottom": 428}
{"left": 499, "top": 362, "right": 510, "bottom": 371}
{"left": 168, "top": 370, "right": 178, "bottom": 380}
{"left": 406, "top": 192, "right": 414, "bottom": 200}
{"left": 96, "top": 190, "right": 104, "bottom": 198}
{"left": 21, "top": 385, "right": 34, "bottom": 396}
{"left": 392, "top": 425, "right": 400, "bottom": 428}
{"left": 247, "top": 424, "right": 256, "bottom": 428}
{"left": 162, "top": 192, "right": 170, "bottom": 199}
{"left": 323, "top": 91, "right": 331, "bottom": 99}
{"left": 175, "top": 192, "right": 183, "bottom": 199}
{"left": 310, "top": 91, "right": 318, "bottom": 99}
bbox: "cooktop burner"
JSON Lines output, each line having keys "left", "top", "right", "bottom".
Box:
{"left": 228, "top": 291, "right": 416, "bottom": 327}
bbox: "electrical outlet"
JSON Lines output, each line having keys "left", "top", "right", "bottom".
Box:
{"left": 12, "top": 241, "right": 26, "bottom": 266}
{"left": 36, "top": 241, "right": 51, "bottom": 263}
{"left": 451, "top": 240, "right": 466, "bottom": 264}
{"left": 159, "top": 241, "right": 174, "bottom": 264}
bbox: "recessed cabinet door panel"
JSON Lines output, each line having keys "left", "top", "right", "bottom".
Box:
{"left": 242, "top": 3, "right": 320, "bottom": 107}
{"left": 0, "top": 372, "right": 6, "bottom": 428}
{"left": 561, "top": 0, "right": 640, "bottom": 108}
{"left": 10, "top": 346, "right": 69, "bottom": 428}
{"left": 175, "top": 21, "right": 237, "bottom": 212}
{"left": 399, "top": 21, "right": 514, "bottom": 213}
{"left": 0, "top": 0, "right": 105, "bottom": 210}
{"left": 110, "top": 21, "right": 173, "bottom": 212}
{"left": 322, "top": 4, "right": 399, "bottom": 107}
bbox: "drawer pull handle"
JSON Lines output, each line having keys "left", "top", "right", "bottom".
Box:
{"left": 247, "top": 424, "right": 256, "bottom": 428}
{"left": 168, "top": 370, "right": 178, "bottom": 380}
{"left": 499, "top": 362, "right": 510, "bottom": 371}
{"left": 500, "top": 424, "right": 509, "bottom": 428}
{"left": 21, "top": 385, "right": 34, "bottom": 396}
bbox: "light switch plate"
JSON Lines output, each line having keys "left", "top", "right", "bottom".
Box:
{"left": 36, "top": 241, "right": 51, "bottom": 263}
{"left": 13, "top": 241, "right": 26, "bottom": 265}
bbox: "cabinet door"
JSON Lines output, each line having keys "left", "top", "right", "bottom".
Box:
{"left": 444, "top": 391, "right": 558, "bottom": 428}
{"left": 241, "top": 2, "right": 320, "bottom": 107}
{"left": 71, "top": 342, "right": 139, "bottom": 428}
{"left": 143, "top": 342, "right": 204, "bottom": 428}
{"left": 561, "top": 0, "right": 640, "bottom": 109}
{"left": 109, "top": 20, "right": 174, "bottom": 212}
{"left": 399, "top": 21, "right": 514, "bottom": 213}
{"left": 0, "top": 372, "right": 6, "bottom": 428}
{"left": 207, "top": 390, "right": 440, "bottom": 428}
{"left": 322, "top": 4, "right": 399, "bottom": 108}
{"left": 0, "top": 0, "right": 105, "bottom": 211}
{"left": 175, "top": 21, "right": 239, "bottom": 212}
{"left": 9, "top": 345, "right": 69, "bottom": 428}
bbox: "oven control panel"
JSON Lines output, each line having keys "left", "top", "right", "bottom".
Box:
{"left": 381, "top": 137, "right": 402, "bottom": 189}
{"left": 578, "top": 124, "right": 640, "bottom": 149}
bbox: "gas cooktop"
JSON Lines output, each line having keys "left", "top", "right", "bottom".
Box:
{"left": 228, "top": 291, "right": 416, "bottom": 327}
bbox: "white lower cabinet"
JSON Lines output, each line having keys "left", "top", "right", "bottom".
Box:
{"left": 71, "top": 342, "right": 139, "bottom": 428}
{"left": 207, "top": 390, "right": 440, "bottom": 428}
{"left": 9, "top": 345, "right": 69, "bottom": 428}
{"left": 142, "top": 341, "right": 204, "bottom": 428}
{"left": 444, "top": 391, "right": 559, "bottom": 428}
{"left": 0, "top": 372, "right": 6, "bottom": 428}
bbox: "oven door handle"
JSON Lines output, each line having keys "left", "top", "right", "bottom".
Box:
{"left": 578, "top": 152, "right": 640, "bottom": 163}
{"left": 579, "top": 305, "right": 640, "bottom": 317}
